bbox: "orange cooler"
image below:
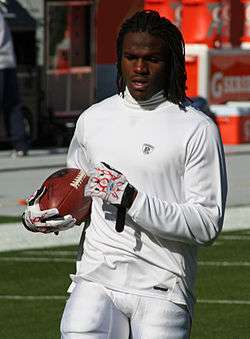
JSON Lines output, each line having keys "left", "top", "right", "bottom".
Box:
{"left": 182, "top": 0, "right": 222, "bottom": 47}
{"left": 211, "top": 104, "right": 250, "bottom": 144}
{"left": 144, "top": 0, "right": 182, "bottom": 28}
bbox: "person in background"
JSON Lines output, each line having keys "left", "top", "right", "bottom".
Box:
{"left": 22, "top": 10, "right": 227, "bottom": 339}
{"left": 0, "top": 4, "right": 29, "bottom": 156}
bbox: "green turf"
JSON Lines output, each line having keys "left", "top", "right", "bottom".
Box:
{"left": 0, "top": 246, "right": 76, "bottom": 339}
{"left": 191, "top": 303, "right": 250, "bottom": 338}
{"left": 0, "top": 300, "right": 65, "bottom": 339}
{"left": 0, "top": 215, "right": 21, "bottom": 223}
{"left": 0, "top": 232, "right": 250, "bottom": 338}
{"left": 192, "top": 231, "right": 250, "bottom": 338}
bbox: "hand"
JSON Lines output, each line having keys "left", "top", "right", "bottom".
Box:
{"left": 22, "top": 187, "right": 76, "bottom": 234}
{"left": 85, "top": 162, "right": 136, "bottom": 207}
{"left": 85, "top": 162, "right": 137, "bottom": 233}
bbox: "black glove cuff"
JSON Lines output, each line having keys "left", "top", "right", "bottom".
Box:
{"left": 121, "top": 184, "right": 137, "bottom": 209}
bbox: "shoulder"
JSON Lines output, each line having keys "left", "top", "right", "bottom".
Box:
{"left": 167, "top": 103, "right": 221, "bottom": 148}
{"left": 77, "top": 94, "right": 121, "bottom": 123}
{"left": 82, "top": 94, "right": 121, "bottom": 116}
{"left": 177, "top": 103, "right": 218, "bottom": 133}
{"left": 74, "top": 94, "right": 122, "bottom": 138}
{"left": 180, "top": 106, "right": 223, "bottom": 156}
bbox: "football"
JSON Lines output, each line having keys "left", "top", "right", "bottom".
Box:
{"left": 39, "top": 168, "right": 91, "bottom": 225}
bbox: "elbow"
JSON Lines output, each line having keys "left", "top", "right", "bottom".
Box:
{"left": 197, "top": 229, "right": 219, "bottom": 247}
{"left": 183, "top": 203, "right": 224, "bottom": 246}
{"left": 195, "top": 215, "right": 223, "bottom": 246}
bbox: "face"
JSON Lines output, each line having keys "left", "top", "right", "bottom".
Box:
{"left": 121, "top": 31, "right": 168, "bottom": 101}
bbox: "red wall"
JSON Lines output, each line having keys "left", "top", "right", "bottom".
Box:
{"left": 230, "top": 0, "right": 244, "bottom": 46}
{"left": 96, "top": 0, "right": 144, "bottom": 64}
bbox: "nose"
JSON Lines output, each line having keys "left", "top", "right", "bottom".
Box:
{"left": 134, "top": 59, "right": 148, "bottom": 74}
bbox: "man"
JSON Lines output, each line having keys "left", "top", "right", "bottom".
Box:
{"left": 22, "top": 10, "right": 227, "bottom": 339}
{"left": 0, "top": 7, "right": 29, "bottom": 156}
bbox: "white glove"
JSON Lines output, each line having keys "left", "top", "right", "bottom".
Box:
{"left": 22, "top": 187, "right": 76, "bottom": 234}
{"left": 85, "top": 162, "right": 130, "bottom": 205}
{"left": 85, "top": 162, "right": 137, "bottom": 233}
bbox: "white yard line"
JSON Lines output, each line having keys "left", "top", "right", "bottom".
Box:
{"left": 1, "top": 204, "right": 250, "bottom": 253}
{"left": 0, "top": 295, "right": 66, "bottom": 300}
{"left": 219, "top": 235, "right": 250, "bottom": 240}
{"left": 0, "top": 223, "right": 83, "bottom": 252}
{"left": 2, "top": 257, "right": 250, "bottom": 267}
{"left": 0, "top": 257, "right": 74, "bottom": 263}
{"left": 223, "top": 206, "right": 250, "bottom": 232}
{"left": 23, "top": 250, "right": 77, "bottom": 255}
{"left": 198, "top": 299, "right": 250, "bottom": 305}
{"left": 0, "top": 295, "right": 250, "bottom": 305}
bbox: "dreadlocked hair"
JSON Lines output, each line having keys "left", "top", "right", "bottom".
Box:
{"left": 116, "top": 10, "right": 187, "bottom": 105}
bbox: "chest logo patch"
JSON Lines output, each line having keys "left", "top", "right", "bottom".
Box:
{"left": 142, "top": 143, "right": 154, "bottom": 155}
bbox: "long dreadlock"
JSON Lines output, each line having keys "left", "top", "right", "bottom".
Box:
{"left": 116, "top": 10, "right": 187, "bottom": 105}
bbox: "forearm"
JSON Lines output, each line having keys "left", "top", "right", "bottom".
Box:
{"left": 128, "top": 191, "right": 224, "bottom": 246}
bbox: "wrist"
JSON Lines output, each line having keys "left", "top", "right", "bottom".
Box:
{"left": 121, "top": 184, "right": 137, "bottom": 209}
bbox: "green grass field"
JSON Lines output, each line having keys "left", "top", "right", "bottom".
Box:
{"left": 0, "top": 228, "right": 250, "bottom": 338}
{"left": 0, "top": 215, "right": 21, "bottom": 223}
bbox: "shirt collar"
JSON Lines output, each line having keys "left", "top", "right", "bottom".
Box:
{"left": 123, "top": 87, "right": 167, "bottom": 110}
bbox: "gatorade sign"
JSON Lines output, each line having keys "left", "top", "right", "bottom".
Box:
{"left": 209, "top": 53, "right": 250, "bottom": 104}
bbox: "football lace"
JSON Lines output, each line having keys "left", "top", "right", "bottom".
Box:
{"left": 70, "top": 171, "right": 87, "bottom": 189}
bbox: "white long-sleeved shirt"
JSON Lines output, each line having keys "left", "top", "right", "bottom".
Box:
{"left": 66, "top": 90, "right": 227, "bottom": 317}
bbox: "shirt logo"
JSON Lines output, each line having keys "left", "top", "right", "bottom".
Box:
{"left": 142, "top": 143, "right": 154, "bottom": 155}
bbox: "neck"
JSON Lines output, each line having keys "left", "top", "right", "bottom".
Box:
{"left": 123, "top": 88, "right": 167, "bottom": 110}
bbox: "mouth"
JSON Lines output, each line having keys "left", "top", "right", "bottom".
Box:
{"left": 131, "top": 78, "right": 148, "bottom": 91}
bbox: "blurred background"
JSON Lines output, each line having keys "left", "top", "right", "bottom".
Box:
{"left": 1, "top": 2, "right": 250, "bottom": 338}
{"left": 0, "top": 0, "right": 250, "bottom": 149}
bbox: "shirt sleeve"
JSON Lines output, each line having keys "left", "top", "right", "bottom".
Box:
{"left": 66, "top": 114, "right": 91, "bottom": 172}
{"left": 128, "top": 122, "right": 228, "bottom": 246}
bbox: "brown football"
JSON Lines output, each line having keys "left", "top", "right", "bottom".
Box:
{"left": 39, "top": 168, "right": 91, "bottom": 225}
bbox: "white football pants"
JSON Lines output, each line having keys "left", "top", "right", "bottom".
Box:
{"left": 61, "top": 280, "right": 191, "bottom": 339}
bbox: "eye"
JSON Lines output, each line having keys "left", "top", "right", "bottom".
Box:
{"left": 124, "top": 54, "right": 136, "bottom": 61}
{"left": 146, "top": 56, "right": 162, "bottom": 63}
